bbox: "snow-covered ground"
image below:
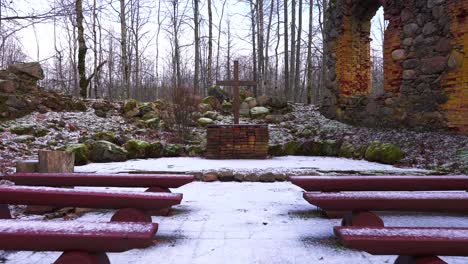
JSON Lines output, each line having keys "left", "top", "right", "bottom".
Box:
{"left": 76, "top": 156, "right": 428, "bottom": 175}
{"left": 3, "top": 182, "right": 468, "bottom": 264}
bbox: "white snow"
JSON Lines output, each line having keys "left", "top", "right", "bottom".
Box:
{"left": 75, "top": 156, "right": 427, "bottom": 174}
{"left": 0, "top": 219, "right": 155, "bottom": 234}
{"left": 307, "top": 191, "right": 468, "bottom": 199}
{"left": 2, "top": 182, "right": 467, "bottom": 264}
{"left": 338, "top": 227, "right": 468, "bottom": 239}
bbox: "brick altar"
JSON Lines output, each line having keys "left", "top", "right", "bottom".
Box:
{"left": 205, "top": 125, "right": 269, "bottom": 159}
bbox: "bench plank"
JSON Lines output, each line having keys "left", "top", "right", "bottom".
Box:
{"left": 0, "top": 186, "right": 182, "bottom": 210}
{"left": 334, "top": 226, "right": 468, "bottom": 256}
{"left": 303, "top": 192, "right": 468, "bottom": 212}
{"left": 290, "top": 176, "right": 468, "bottom": 192}
{"left": 5, "top": 173, "right": 194, "bottom": 188}
{"left": 0, "top": 219, "right": 158, "bottom": 252}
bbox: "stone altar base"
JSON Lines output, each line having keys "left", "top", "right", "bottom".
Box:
{"left": 205, "top": 124, "right": 268, "bottom": 159}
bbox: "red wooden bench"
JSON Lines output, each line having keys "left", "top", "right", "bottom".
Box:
{"left": 0, "top": 186, "right": 183, "bottom": 222}
{"left": 303, "top": 191, "right": 468, "bottom": 220}
{"left": 334, "top": 226, "right": 468, "bottom": 264}
{"left": 0, "top": 219, "right": 158, "bottom": 264}
{"left": 289, "top": 175, "right": 468, "bottom": 192}
{"left": 5, "top": 172, "right": 195, "bottom": 193}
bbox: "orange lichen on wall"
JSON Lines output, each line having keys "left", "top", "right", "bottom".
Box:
{"left": 383, "top": 19, "right": 403, "bottom": 93}
{"left": 441, "top": 0, "right": 468, "bottom": 134}
{"left": 334, "top": 15, "right": 372, "bottom": 97}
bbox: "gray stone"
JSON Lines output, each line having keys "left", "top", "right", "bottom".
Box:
{"left": 239, "top": 102, "right": 250, "bottom": 116}
{"left": 0, "top": 80, "right": 16, "bottom": 93}
{"left": 403, "top": 23, "right": 419, "bottom": 36}
{"left": 89, "top": 140, "right": 128, "bottom": 162}
{"left": 402, "top": 70, "right": 417, "bottom": 80}
{"left": 428, "top": 0, "right": 445, "bottom": 9}
{"left": 400, "top": 8, "right": 412, "bottom": 22}
{"left": 391, "top": 49, "right": 406, "bottom": 61}
{"left": 435, "top": 38, "right": 451, "bottom": 53}
{"left": 14, "top": 135, "right": 35, "bottom": 143}
{"left": 8, "top": 62, "right": 44, "bottom": 80}
{"left": 244, "top": 173, "right": 259, "bottom": 182}
{"left": 402, "top": 38, "right": 413, "bottom": 46}
{"left": 422, "top": 22, "right": 437, "bottom": 35}
{"left": 203, "top": 111, "right": 219, "bottom": 120}
{"left": 402, "top": 59, "right": 420, "bottom": 69}
{"left": 421, "top": 56, "right": 446, "bottom": 74}
{"left": 250, "top": 107, "right": 270, "bottom": 118}
{"left": 259, "top": 173, "right": 276, "bottom": 182}
{"left": 244, "top": 97, "right": 257, "bottom": 108}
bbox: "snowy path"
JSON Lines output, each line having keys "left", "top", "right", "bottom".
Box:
{"left": 3, "top": 182, "right": 468, "bottom": 264}
{"left": 76, "top": 156, "right": 427, "bottom": 175}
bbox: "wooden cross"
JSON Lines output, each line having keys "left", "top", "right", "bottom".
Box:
{"left": 216, "top": 61, "right": 257, "bottom": 124}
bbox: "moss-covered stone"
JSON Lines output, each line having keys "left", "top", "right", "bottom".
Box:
{"left": 92, "top": 131, "right": 116, "bottom": 143}
{"left": 268, "top": 144, "right": 286, "bottom": 156}
{"left": 66, "top": 144, "right": 89, "bottom": 165}
{"left": 198, "top": 103, "right": 212, "bottom": 113}
{"left": 88, "top": 140, "right": 128, "bottom": 162}
{"left": 322, "top": 140, "right": 341, "bottom": 157}
{"left": 14, "top": 135, "right": 35, "bottom": 143}
{"left": 10, "top": 125, "right": 34, "bottom": 135}
{"left": 284, "top": 141, "right": 301, "bottom": 155}
{"left": 124, "top": 139, "right": 151, "bottom": 159}
{"left": 203, "top": 111, "right": 218, "bottom": 120}
{"left": 33, "top": 127, "right": 49, "bottom": 137}
{"left": 338, "top": 142, "right": 355, "bottom": 158}
{"left": 187, "top": 145, "right": 205, "bottom": 157}
{"left": 300, "top": 141, "right": 323, "bottom": 156}
{"left": 365, "top": 141, "right": 404, "bottom": 165}
{"left": 197, "top": 117, "right": 214, "bottom": 127}
{"left": 123, "top": 99, "right": 138, "bottom": 113}
{"left": 142, "top": 111, "right": 157, "bottom": 121}
{"left": 221, "top": 101, "right": 232, "bottom": 113}
{"left": 250, "top": 106, "right": 270, "bottom": 118}
{"left": 147, "top": 141, "right": 164, "bottom": 158}
{"left": 164, "top": 144, "right": 183, "bottom": 157}
{"left": 202, "top": 96, "right": 220, "bottom": 110}
{"left": 144, "top": 118, "right": 160, "bottom": 129}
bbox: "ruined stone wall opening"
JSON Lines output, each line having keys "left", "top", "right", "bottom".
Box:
{"left": 370, "top": 7, "right": 387, "bottom": 97}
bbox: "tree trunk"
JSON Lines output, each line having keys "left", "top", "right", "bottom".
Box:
{"left": 207, "top": 0, "right": 213, "bottom": 87}
{"left": 119, "top": 0, "right": 129, "bottom": 98}
{"left": 249, "top": 0, "right": 258, "bottom": 96}
{"left": 289, "top": 0, "right": 296, "bottom": 101}
{"left": 76, "top": 0, "right": 88, "bottom": 98}
{"left": 256, "top": 0, "right": 265, "bottom": 97}
{"left": 283, "top": 0, "right": 289, "bottom": 98}
{"left": 265, "top": 0, "right": 275, "bottom": 96}
{"left": 294, "top": 0, "right": 303, "bottom": 101}
{"left": 307, "top": 0, "right": 314, "bottom": 104}
{"left": 194, "top": 0, "right": 200, "bottom": 94}
{"left": 215, "top": 0, "right": 227, "bottom": 83}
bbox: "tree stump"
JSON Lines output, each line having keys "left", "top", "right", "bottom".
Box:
{"left": 15, "top": 160, "right": 39, "bottom": 173}
{"left": 38, "top": 150, "right": 74, "bottom": 173}
{"left": 25, "top": 151, "right": 75, "bottom": 214}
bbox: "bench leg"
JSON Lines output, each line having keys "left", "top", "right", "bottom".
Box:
{"left": 55, "top": 251, "right": 110, "bottom": 264}
{"left": 0, "top": 204, "right": 11, "bottom": 219}
{"left": 341, "top": 210, "right": 384, "bottom": 227}
{"left": 145, "top": 187, "right": 172, "bottom": 216}
{"left": 111, "top": 208, "right": 152, "bottom": 223}
{"left": 394, "top": 256, "right": 447, "bottom": 264}
{"left": 323, "top": 210, "right": 347, "bottom": 218}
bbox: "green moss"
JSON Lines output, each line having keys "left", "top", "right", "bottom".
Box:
{"left": 365, "top": 141, "right": 404, "bottom": 165}
{"left": 124, "top": 139, "right": 151, "bottom": 159}
{"left": 268, "top": 144, "right": 286, "bottom": 156}
{"left": 338, "top": 142, "right": 355, "bottom": 158}
{"left": 187, "top": 145, "right": 205, "bottom": 157}
{"left": 66, "top": 144, "right": 89, "bottom": 165}
{"left": 300, "top": 141, "right": 323, "bottom": 156}
{"left": 164, "top": 144, "right": 183, "bottom": 157}
{"left": 33, "top": 127, "right": 49, "bottom": 137}
{"left": 322, "top": 140, "right": 341, "bottom": 157}
{"left": 147, "top": 141, "right": 164, "bottom": 158}
{"left": 284, "top": 141, "right": 301, "bottom": 155}
{"left": 142, "top": 111, "right": 157, "bottom": 121}
{"left": 92, "top": 131, "right": 116, "bottom": 143}
{"left": 10, "top": 125, "right": 34, "bottom": 135}
{"left": 123, "top": 99, "right": 138, "bottom": 113}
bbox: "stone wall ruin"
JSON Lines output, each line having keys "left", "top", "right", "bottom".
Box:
{"left": 322, "top": 0, "right": 467, "bottom": 134}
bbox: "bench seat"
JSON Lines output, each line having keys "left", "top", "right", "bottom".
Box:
{"left": 303, "top": 191, "right": 468, "bottom": 212}
{"left": 0, "top": 186, "right": 182, "bottom": 211}
{"left": 5, "top": 173, "right": 194, "bottom": 189}
{"left": 0, "top": 219, "right": 158, "bottom": 252}
{"left": 334, "top": 226, "right": 468, "bottom": 257}
{"left": 290, "top": 175, "right": 468, "bottom": 192}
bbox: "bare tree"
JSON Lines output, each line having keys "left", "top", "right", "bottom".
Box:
{"left": 119, "top": 0, "right": 130, "bottom": 98}
{"left": 306, "top": 0, "right": 314, "bottom": 104}
{"left": 76, "top": 0, "right": 88, "bottom": 98}
{"left": 289, "top": 0, "right": 296, "bottom": 99}
{"left": 207, "top": 0, "right": 213, "bottom": 87}
{"left": 193, "top": 0, "right": 200, "bottom": 93}
{"left": 283, "top": 0, "right": 289, "bottom": 98}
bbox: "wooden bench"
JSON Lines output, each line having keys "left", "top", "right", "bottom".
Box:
{"left": 334, "top": 226, "right": 468, "bottom": 264}
{"left": 0, "top": 186, "right": 183, "bottom": 222}
{"left": 0, "top": 219, "right": 158, "bottom": 264}
{"left": 290, "top": 175, "right": 468, "bottom": 192}
{"left": 5, "top": 172, "right": 195, "bottom": 193}
{"left": 303, "top": 191, "right": 468, "bottom": 221}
